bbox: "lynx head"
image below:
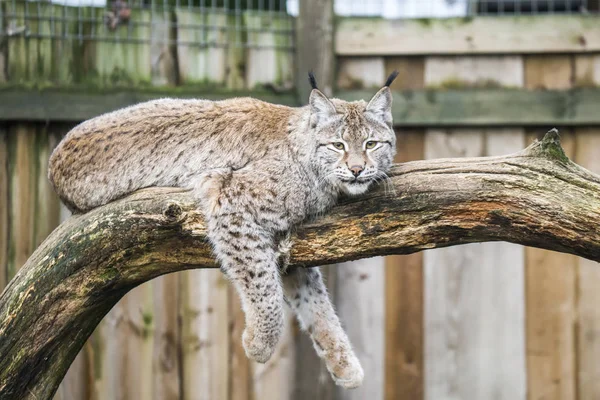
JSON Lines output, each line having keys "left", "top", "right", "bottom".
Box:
{"left": 309, "top": 71, "right": 398, "bottom": 196}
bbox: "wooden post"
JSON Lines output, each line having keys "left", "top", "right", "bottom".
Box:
{"left": 295, "top": 0, "right": 334, "bottom": 102}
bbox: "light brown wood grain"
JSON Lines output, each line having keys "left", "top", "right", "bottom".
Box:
{"left": 525, "top": 56, "right": 578, "bottom": 400}
{"left": 385, "top": 129, "right": 424, "bottom": 400}
{"left": 574, "top": 55, "right": 600, "bottom": 87}
{"left": 335, "top": 16, "right": 600, "bottom": 56}
{"left": 384, "top": 58, "right": 425, "bottom": 91}
{"left": 524, "top": 55, "right": 573, "bottom": 90}
{"left": 181, "top": 269, "right": 230, "bottom": 400}
{"left": 574, "top": 128, "right": 600, "bottom": 400}
{"left": 7, "top": 123, "right": 36, "bottom": 278}
{"left": 152, "top": 274, "right": 181, "bottom": 400}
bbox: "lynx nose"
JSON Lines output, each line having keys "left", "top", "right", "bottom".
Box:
{"left": 349, "top": 165, "right": 364, "bottom": 177}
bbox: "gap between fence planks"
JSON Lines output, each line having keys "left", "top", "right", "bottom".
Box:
{"left": 3, "top": 130, "right": 600, "bottom": 399}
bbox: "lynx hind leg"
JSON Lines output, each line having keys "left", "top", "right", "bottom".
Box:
{"left": 194, "top": 172, "right": 285, "bottom": 364}
{"left": 283, "top": 267, "right": 364, "bottom": 388}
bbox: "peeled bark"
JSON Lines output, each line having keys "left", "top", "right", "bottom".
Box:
{"left": 1, "top": 129, "right": 600, "bottom": 399}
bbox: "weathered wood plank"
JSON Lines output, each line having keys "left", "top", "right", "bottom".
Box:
{"left": 0, "top": 124, "right": 7, "bottom": 290}
{"left": 525, "top": 55, "right": 573, "bottom": 90}
{"left": 93, "top": 9, "right": 152, "bottom": 86}
{"left": 336, "top": 257, "right": 385, "bottom": 400}
{"left": 525, "top": 55, "right": 578, "bottom": 400}
{"left": 6, "top": 123, "right": 37, "bottom": 279}
{"left": 336, "top": 16, "right": 600, "bottom": 56}
{"left": 34, "top": 125, "right": 61, "bottom": 248}
{"left": 424, "top": 55, "right": 526, "bottom": 400}
{"left": 525, "top": 247, "right": 577, "bottom": 400}
{"left": 245, "top": 12, "right": 294, "bottom": 89}
{"left": 384, "top": 57, "right": 424, "bottom": 91}
{"left": 99, "top": 283, "right": 155, "bottom": 400}
{"left": 296, "top": 0, "right": 334, "bottom": 99}
{"left": 424, "top": 130, "right": 526, "bottom": 400}
{"left": 337, "top": 88, "right": 600, "bottom": 127}
{"left": 181, "top": 269, "right": 229, "bottom": 400}
{"left": 337, "top": 57, "right": 385, "bottom": 90}
{"left": 0, "top": 89, "right": 298, "bottom": 121}
{"left": 152, "top": 273, "right": 181, "bottom": 400}
{"left": 574, "top": 55, "right": 600, "bottom": 87}
{"left": 575, "top": 128, "right": 600, "bottom": 400}
{"left": 150, "top": 11, "right": 178, "bottom": 86}
{"left": 176, "top": 10, "right": 226, "bottom": 85}
{"left": 385, "top": 129, "right": 425, "bottom": 400}
{"left": 425, "top": 56, "right": 524, "bottom": 87}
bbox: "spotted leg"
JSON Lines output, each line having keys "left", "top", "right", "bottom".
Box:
{"left": 283, "top": 267, "right": 364, "bottom": 388}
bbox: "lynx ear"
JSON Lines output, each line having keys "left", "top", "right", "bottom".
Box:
{"left": 366, "top": 87, "right": 393, "bottom": 127}
{"left": 309, "top": 89, "right": 337, "bottom": 122}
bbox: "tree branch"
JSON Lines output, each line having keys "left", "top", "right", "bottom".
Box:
{"left": 2, "top": 129, "right": 600, "bottom": 399}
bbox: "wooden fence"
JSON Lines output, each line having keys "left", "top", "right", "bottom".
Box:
{"left": 2, "top": 2, "right": 600, "bottom": 399}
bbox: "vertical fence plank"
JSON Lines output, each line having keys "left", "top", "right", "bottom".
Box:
{"left": 336, "top": 257, "right": 386, "bottom": 400}
{"left": 575, "top": 128, "right": 600, "bottom": 400}
{"left": 524, "top": 55, "right": 578, "bottom": 400}
{"left": 385, "top": 129, "right": 425, "bottom": 400}
{"left": 152, "top": 273, "right": 182, "bottom": 400}
{"left": 34, "top": 125, "right": 61, "bottom": 247}
{"left": 524, "top": 55, "right": 573, "bottom": 89}
{"left": 151, "top": 11, "right": 178, "bottom": 86}
{"left": 296, "top": 0, "right": 334, "bottom": 99}
{"left": 574, "top": 55, "right": 600, "bottom": 87}
{"left": 0, "top": 124, "right": 7, "bottom": 291}
{"left": 181, "top": 269, "right": 229, "bottom": 400}
{"left": 245, "top": 11, "right": 294, "bottom": 89}
{"left": 6, "top": 123, "right": 37, "bottom": 278}
{"left": 94, "top": 9, "right": 152, "bottom": 86}
{"left": 423, "top": 56, "right": 526, "bottom": 400}
{"left": 424, "top": 130, "right": 526, "bottom": 400}
{"left": 177, "top": 9, "right": 226, "bottom": 85}
{"left": 98, "top": 283, "right": 155, "bottom": 400}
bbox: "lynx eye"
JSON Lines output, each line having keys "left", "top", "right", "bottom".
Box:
{"left": 332, "top": 142, "right": 345, "bottom": 150}
{"left": 365, "top": 141, "right": 377, "bottom": 149}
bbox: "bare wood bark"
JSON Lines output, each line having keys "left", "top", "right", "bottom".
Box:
{"left": 1, "top": 130, "right": 600, "bottom": 399}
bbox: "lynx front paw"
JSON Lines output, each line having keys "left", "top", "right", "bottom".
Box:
{"left": 242, "top": 328, "right": 278, "bottom": 364}
{"left": 329, "top": 351, "right": 364, "bottom": 389}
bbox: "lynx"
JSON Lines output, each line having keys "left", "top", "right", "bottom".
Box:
{"left": 48, "top": 72, "right": 399, "bottom": 388}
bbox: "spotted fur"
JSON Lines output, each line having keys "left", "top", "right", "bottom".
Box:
{"left": 48, "top": 78, "right": 397, "bottom": 388}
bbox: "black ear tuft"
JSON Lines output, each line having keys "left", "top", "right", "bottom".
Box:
{"left": 384, "top": 70, "right": 399, "bottom": 88}
{"left": 308, "top": 71, "right": 318, "bottom": 90}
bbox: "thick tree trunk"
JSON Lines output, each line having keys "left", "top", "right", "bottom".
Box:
{"left": 1, "top": 130, "right": 600, "bottom": 399}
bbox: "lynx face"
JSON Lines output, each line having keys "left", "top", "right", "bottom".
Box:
{"left": 310, "top": 88, "right": 396, "bottom": 196}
